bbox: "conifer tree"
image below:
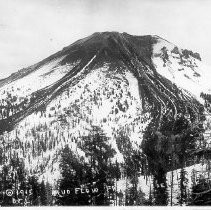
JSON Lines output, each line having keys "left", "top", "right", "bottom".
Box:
{"left": 40, "top": 180, "right": 48, "bottom": 205}
{"left": 80, "top": 126, "right": 117, "bottom": 205}
{"left": 28, "top": 175, "right": 40, "bottom": 206}
{"left": 45, "top": 181, "right": 53, "bottom": 206}
{"left": 177, "top": 168, "right": 188, "bottom": 205}
{"left": 0, "top": 165, "right": 13, "bottom": 206}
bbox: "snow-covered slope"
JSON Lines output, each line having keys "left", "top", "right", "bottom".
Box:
{"left": 152, "top": 36, "right": 211, "bottom": 103}
{"left": 2, "top": 67, "right": 151, "bottom": 184}
{"left": 0, "top": 32, "right": 210, "bottom": 205}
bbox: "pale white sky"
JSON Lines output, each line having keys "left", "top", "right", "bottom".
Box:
{"left": 0, "top": 0, "right": 211, "bottom": 79}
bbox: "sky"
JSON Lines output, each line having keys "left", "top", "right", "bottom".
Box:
{"left": 0, "top": 0, "right": 211, "bottom": 79}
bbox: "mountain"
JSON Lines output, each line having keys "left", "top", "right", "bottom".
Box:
{"left": 0, "top": 32, "right": 210, "bottom": 206}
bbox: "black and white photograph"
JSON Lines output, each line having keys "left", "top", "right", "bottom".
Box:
{"left": 0, "top": 0, "right": 210, "bottom": 206}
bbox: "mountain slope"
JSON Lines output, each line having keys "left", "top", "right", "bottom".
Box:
{"left": 0, "top": 32, "right": 205, "bottom": 133}
{"left": 0, "top": 32, "right": 210, "bottom": 205}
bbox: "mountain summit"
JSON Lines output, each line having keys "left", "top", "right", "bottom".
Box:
{"left": 0, "top": 32, "right": 210, "bottom": 206}
{"left": 0, "top": 32, "right": 205, "bottom": 132}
